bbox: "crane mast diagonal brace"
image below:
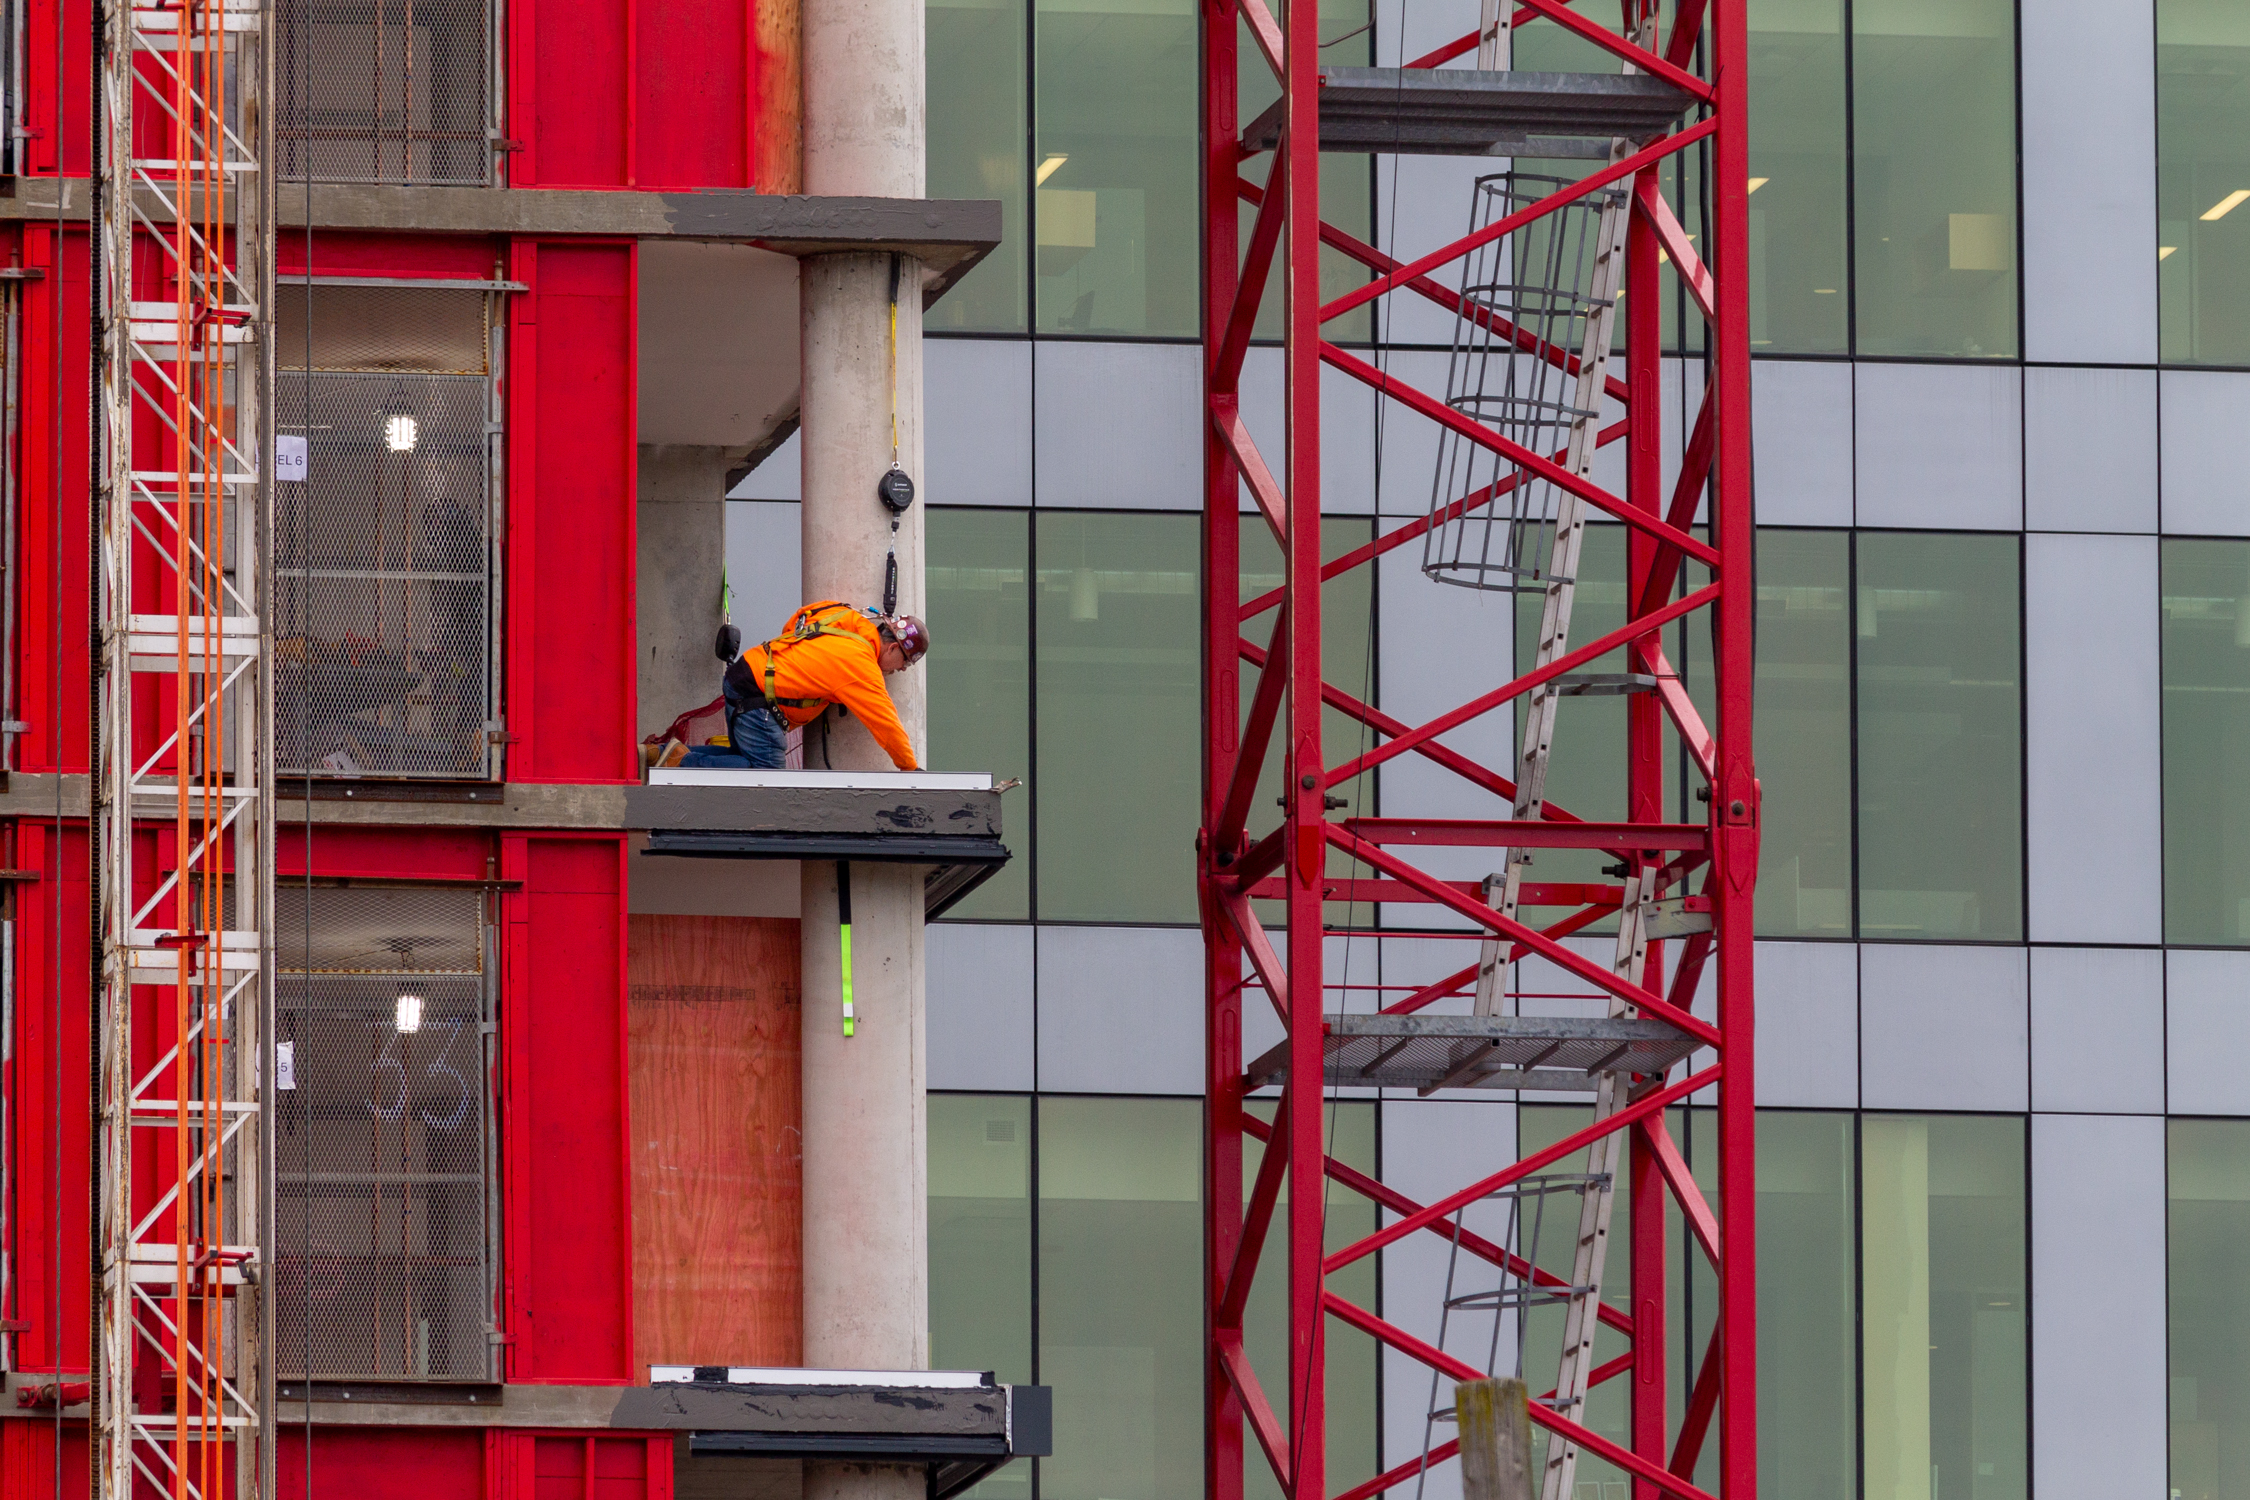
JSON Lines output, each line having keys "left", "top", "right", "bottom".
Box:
{"left": 1197, "top": 2, "right": 1756, "bottom": 1500}
{"left": 94, "top": 0, "right": 275, "bottom": 1493}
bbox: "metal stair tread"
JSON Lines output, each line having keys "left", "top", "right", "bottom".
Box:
{"left": 1241, "top": 68, "right": 1697, "bottom": 157}
{"left": 1244, "top": 1011, "right": 1697, "bottom": 1093}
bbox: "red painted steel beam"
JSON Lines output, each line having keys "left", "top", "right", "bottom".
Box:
{"left": 1635, "top": 175, "right": 1716, "bottom": 323}
{"left": 1238, "top": 0, "right": 1283, "bottom": 81}
{"left": 1217, "top": 890, "right": 1293, "bottom": 1027}
{"left": 1326, "top": 1065, "right": 1717, "bottom": 1273}
{"left": 1219, "top": 1080, "right": 1292, "bottom": 1326}
{"left": 1237, "top": 415, "right": 1631, "bottom": 622}
{"left": 1632, "top": 379, "right": 1716, "bottom": 620}
{"left": 1671, "top": 1326, "right": 1724, "bottom": 1477}
{"left": 1244, "top": 876, "right": 1627, "bottom": 906}
{"left": 1218, "top": 152, "right": 1290, "bottom": 389}
{"left": 1513, "top": 0, "right": 1713, "bottom": 97}
{"left": 1213, "top": 399, "right": 1289, "bottom": 546}
{"left": 1320, "top": 118, "right": 1716, "bottom": 323}
{"left": 1342, "top": 818, "right": 1709, "bottom": 851}
{"left": 1218, "top": 605, "right": 1292, "bottom": 847}
{"left": 1639, "top": 1114, "right": 1720, "bottom": 1265}
{"left": 1321, "top": 582, "right": 1720, "bottom": 790}
{"left": 1323, "top": 1294, "right": 1723, "bottom": 1500}
{"left": 1326, "top": 827, "right": 1722, "bottom": 1044}
{"left": 1323, "top": 342, "right": 1720, "bottom": 563}
{"left": 1216, "top": 1330, "right": 1293, "bottom": 1484}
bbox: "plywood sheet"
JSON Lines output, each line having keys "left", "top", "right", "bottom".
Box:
{"left": 628, "top": 914, "right": 803, "bottom": 1373}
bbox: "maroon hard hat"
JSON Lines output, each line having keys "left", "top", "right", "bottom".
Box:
{"left": 890, "top": 614, "right": 930, "bottom": 665}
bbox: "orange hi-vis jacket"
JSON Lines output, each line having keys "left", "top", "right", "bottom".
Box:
{"left": 725, "top": 601, "right": 919, "bottom": 771}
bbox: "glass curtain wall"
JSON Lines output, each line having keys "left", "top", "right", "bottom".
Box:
{"left": 2162, "top": 539, "right": 2250, "bottom": 945}
{"left": 1032, "top": 511, "right": 1201, "bottom": 923}
{"left": 929, "top": 0, "right": 1031, "bottom": 331}
{"left": 1747, "top": 0, "right": 1849, "bottom": 353}
{"left": 1860, "top": 1115, "right": 2027, "bottom": 1500}
{"left": 2158, "top": 0, "right": 2250, "bottom": 365}
{"left": 1756, "top": 529, "right": 1853, "bottom": 937}
{"left": 1854, "top": 533, "right": 2023, "bottom": 941}
{"left": 929, "top": 1095, "right": 1036, "bottom": 1500}
{"left": 928, "top": 510, "right": 1034, "bottom": 919}
{"left": 2170, "top": 1120, "right": 2250, "bottom": 1500}
{"left": 1761, "top": 1112, "right": 1858, "bottom": 1500}
{"left": 1850, "top": 0, "right": 2018, "bottom": 358}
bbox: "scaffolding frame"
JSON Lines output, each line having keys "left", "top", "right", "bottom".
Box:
{"left": 1196, "top": 4, "right": 1755, "bottom": 1500}
{"left": 94, "top": 0, "right": 275, "bottom": 1488}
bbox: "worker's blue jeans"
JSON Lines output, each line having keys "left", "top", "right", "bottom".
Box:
{"left": 678, "top": 704, "right": 787, "bottom": 769}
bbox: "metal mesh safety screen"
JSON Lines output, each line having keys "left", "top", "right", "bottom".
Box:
{"left": 274, "top": 883, "right": 494, "bottom": 1382}
{"left": 1424, "top": 173, "right": 1625, "bottom": 593}
{"left": 277, "top": 284, "right": 499, "bottom": 779}
{"left": 275, "top": 0, "right": 496, "bottom": 184}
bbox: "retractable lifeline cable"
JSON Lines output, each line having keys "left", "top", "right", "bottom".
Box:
{"left": 836, "top": 860, "right": 856, "bottom": 1037}
{"left": 877, "top": 253, "right": 916, "bottom": 614}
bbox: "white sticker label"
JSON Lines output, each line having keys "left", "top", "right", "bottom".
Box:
{"left": 274, "top": 434, "right": 308, "bottom": 482}
{"left": 275, "top": 1040, "right": 295, "bottom": 1091}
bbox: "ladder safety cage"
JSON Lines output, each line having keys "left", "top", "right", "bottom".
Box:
{"left": 1197, "top": 2, "right": 1755, "bottom": 1500}
{"left": 94, "top": 0, "right": 275, "bottom": 1493}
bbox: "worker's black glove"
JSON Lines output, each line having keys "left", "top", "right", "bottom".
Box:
{"left": 714, "top": 623, "right": 742, "bottom": 663}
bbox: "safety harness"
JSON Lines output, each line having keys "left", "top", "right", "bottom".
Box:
{"left": 749, "top": 601, "right": 886, "bottom": 713}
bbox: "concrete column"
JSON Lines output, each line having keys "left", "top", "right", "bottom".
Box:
{"left": 634, "top": 444, "right": 732, "bottom": 743}
{"left": 797, "top": 0, "right": 929, "bottom": 1494}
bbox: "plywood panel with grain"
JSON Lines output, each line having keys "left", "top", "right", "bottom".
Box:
{"left": 627, "top": 914, "right": 803, "bottom": 1372}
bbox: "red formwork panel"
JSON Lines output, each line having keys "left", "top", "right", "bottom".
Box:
{"left": 278, "top": 233, "right": 504, "bottom": 281}
{"left": 276, "top": 1428, "right": 489, "bottom": 1500}
{"left": 15, "top": 224, "right": 89, "bottom": 776}
{"left": 0, "top": 1419, "right": 93, "bottom": 1500}
{"left": 272, "top": 825, "right": 499, "bottom": 882}
{"left": 509, "top": 0, "right": 758, "bottom": 190}
{"left": 17, "top": 0, "right": 90, "bottom": 176}
{"left": 498, "top": 833, "right": 634, "bottom": 1383}
{"left": 503, "top": 242, "right": 639, "bottom": 785}
{"left": 495, "top": 1433, "right": 672, "bottom": 1500}
{"left": 9, "top": 821, "right": 91, "bottom": 1375}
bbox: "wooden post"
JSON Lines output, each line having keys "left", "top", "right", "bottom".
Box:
{"left": 1459, "top": 1376, "right": 1534, "bottom": 1500}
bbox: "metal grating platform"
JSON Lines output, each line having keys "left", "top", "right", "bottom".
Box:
{"left": 1246, "top": 1013, "right": 1698, "bottom": 1094}
{"left": 1242, "top": 68, "right": 1696, "bottom": 158}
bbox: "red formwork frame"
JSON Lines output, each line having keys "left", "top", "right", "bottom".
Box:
{"left": 1197, "top": 0, "right": 1757, "bottom": 1498}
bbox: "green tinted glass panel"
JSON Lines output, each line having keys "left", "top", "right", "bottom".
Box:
{"left": 928, "top": 509, "right": 1032, "bottom": 919}
{"left": 1748, "top": 0, "right": 1849, "bottom": 352}
{"left": 1851, "top": 0, "right": 2018, "bottom": 358}
{"left": 928, "top": 0, "right": 1029, "bottom": 331}
{"left": 1854, "top": 533, "right": 2022, "bottom": 941}
{"left": 2162, "top": 540, "right": 2250, "bottom": 944}
{"left": 1242, "top": 1102, "right": 1379, "bottom": 1500}
{"left": 1037, "top": 1097, "right": 1203, "bottom": 1500}
{"left": 2159, "top": 0, "right": 2250, "bottom": 364}
{"left": 1033, "top": 0, "right": 1197, "bottom": 335}
{"left": 929, "top": 1094, "right": 1034, "bottom": 1499}
{"left": 1033, "top": 511, "right": 1200, "bottom": 923}
{"left": 1859, "top": 1115, "right": 2026, "bottom": 1500}
{"left": 2170, "top": 1120, "right": 2250, "bottom": 1500}
{"left": 1761, "top": 1111, "right": 1858, "bottom": 1500}
{"left": 1756, "top": 529, "right": 1853, "bottom": 937}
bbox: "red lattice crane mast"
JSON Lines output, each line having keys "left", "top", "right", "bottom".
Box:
{"left": 1197, "top": 1, "right": 1756, "bottom": 1498}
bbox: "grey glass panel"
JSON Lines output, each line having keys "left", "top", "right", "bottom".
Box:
{"left": 929, "top": 0, "right": 1030, "bottom": 332}
{"left": 1515, "top": 524, "right": 1629, "bottom": 913}
{"left": 1033, "top": 511, "right": 1200, "bottom": 924}
{"left": 1859, "top": 1115, "right": 2026, "bottom": 1500}
{"left": 1242, "top": 1102, "right": 1379, "bottom": 1500}
{"left": 1748, "top": 0, "right": 1849, "bottom": 353}
{"left": 1033, "top": 0, "right": 1197, "bottom": 335}
{"left": 2163, "top": 540, "right": 2250, "bottom": 945}
{"left": 1851, "top": 0, "right": 2018, "bottom": 358}
{"left": 1757, "top": 529, "right": 1853, "bottom": 938}
{"left": 1761, "top": 1111, "right": 1857, "bottom": 1500}
{"left": 2158, "top": 1, "right": 2250, "bottom": 365}
{"left": 928, "top": 510, "right": 1032, "bottom": 920}
{"left": 1854, "top": 533, "right": 2023, "bottom": 941}
{"left": 929, "top": 1094, "right": 1034, "bottom": 1500}
{"left": 1038, "top": 1096, "right": 1203, "bottom": 1500}
{"left": 2170, "top": 1119, "right": 2250, "bottom": 1500}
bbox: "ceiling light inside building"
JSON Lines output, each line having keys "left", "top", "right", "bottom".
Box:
{"left": 2201, "top": 189, "right": 2250, "bottom": 222}
{"left": 2160, "top": 245, "right": 2178, "bottom": 261}
{"left": 1747, "top": 177, "right": 1768, "bottom": 193}
{"left": 385, "top": 413, "right": 419, "bottom": 452}
{"left": 1035, "top": 153, "right": 1069, "bottom": 186}
{"left": 395, "top": 993, "right": 424, "bottom": 1034}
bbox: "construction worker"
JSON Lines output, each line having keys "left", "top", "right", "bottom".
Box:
{"left": 693, "top": 602, "right": 929, "bottom": 771}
